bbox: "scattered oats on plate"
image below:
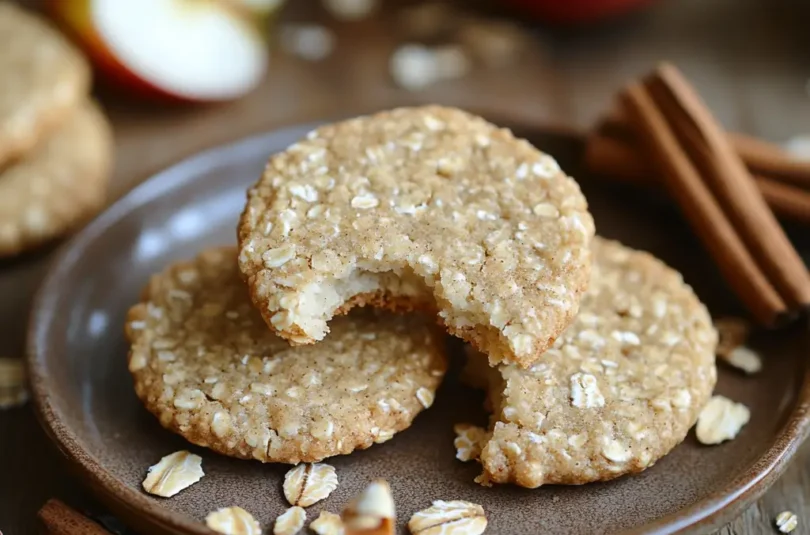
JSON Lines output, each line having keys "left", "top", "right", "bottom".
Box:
{"left": 408, "top": 500, "right": 487, "bottom": 535}
{"left": 283, "top": 463, "right": 338, "bottom": 507}
{"left": 142, "top": 450, "right": 204, "bottom": 498}
{"left": 696, "top": 395, "right": 750, "bottom": 445}
{"left": 274, "top": 506, "right": 306, "bottom": 535}
{"left": 310, "top": 511, "right": 344, "bottom": 535}
{"left": 206, "top": 506, "right": 262, "bottom": 535}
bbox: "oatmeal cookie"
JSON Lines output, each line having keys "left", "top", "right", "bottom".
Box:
{"left": 238, "top": 106, "right": 594, "bottom": 368}
{"left": 126, "top": 247, "right": 447, "bottom": 464}
{"left": 0, "top": 3, "right": 90, "bottom": 167}
{"left": 0, "top": 101, "right": 112, "bottom": 257}
{"left": 462, "top": 237, "right": 717, "bottom": 487}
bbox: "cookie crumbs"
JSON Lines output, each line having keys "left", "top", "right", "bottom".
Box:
{"left": 454, "top": 424, "right": 486, "bottom": 462}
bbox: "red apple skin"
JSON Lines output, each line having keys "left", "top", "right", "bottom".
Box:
{"left": 503, "top": 0, "right": 653, "bottom": 24}
{"left": 48, "top": 0, "right": 228, "bottom": 103}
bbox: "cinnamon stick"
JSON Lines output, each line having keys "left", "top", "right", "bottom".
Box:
{"left": 602, "top": 106, "right": 810, "bottom": 189}
{"left": 648, "top": 63, "right": 810, "bottom": 308}
{"left": 729, "top": 133, "right": 810, "bottom": 188}
{"left": 584, "top": 133, "right": 810, "bottom": 225}
{"left": 38, "top": 499, "right": 112, "bottom": 535}
{"left": 620, "top": 81, "right": 787, "bottom": 324}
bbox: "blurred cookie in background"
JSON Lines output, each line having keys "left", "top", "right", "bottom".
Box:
{"left": 0, "top": 2, "right": 90, "bottom": 168}
{"left": 0, "top": 101, "right": 113, "bottom": 258}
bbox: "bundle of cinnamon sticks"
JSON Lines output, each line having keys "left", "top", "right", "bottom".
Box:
{"left": 584, "top": 63, "right": 810, "bottom": 325}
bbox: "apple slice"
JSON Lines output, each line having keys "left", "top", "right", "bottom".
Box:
{"left": 52, "top": 0, "right": 268, "bottom": 102}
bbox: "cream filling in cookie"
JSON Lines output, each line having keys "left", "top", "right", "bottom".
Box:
{"left": 461, "top": 237, "right": 718, "bottom": 488}
{"left": 238, "top": 106, "right": 594, "bottom": 368}
{"left": 126, "top": 247, "right": 447, "bottom": 464}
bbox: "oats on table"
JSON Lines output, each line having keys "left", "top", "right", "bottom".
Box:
{"left": 776, "top": 511, "right": 798, "bottom": 533}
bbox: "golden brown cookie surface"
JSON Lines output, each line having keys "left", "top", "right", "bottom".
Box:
{"left": 462, "top": 238, "right": 717, "bottom": 488}
{"left": 238, "top": 106, "right": 594, "bottom": 368}
{"left": 126, "top": 247, "right": 447, "bottom": 464}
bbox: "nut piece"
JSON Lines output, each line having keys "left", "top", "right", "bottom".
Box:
{"left": 283, "top": 463, "right": 339, "bottom": 507}
{"left": 310, "top": 511, "right": 345, "bottom": 535}
{"left": 776, "top": 511, "right": 798, "bottom": 533}
{"left": 723, "top": 346, "right": 762, "bottom": 375}
{"left": 695, "top": 396, "right": 750, "bottom": 445}
{"left": 206, "top": 507, "right": 262, "bottom": 535}
{"left": 342, "top": 480, "right": 395, "bottom": 535}
{"left": 0, "top": 357, "right": 28, "bottom": 409}
{"left": 408, "top": 500, "right": 487, "bottom": 535}
{"left": 274, "top": 506, "right": 306, "bottom": 535}
{"left": 142, "top": 450, "right": 204, "bottom": 497}
{"left": 453, "top": 424, "right": 487, "bottom": 462}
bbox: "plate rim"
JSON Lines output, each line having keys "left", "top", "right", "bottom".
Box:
{"left": 26, "top": 121, "right": 810, "bottom": 535}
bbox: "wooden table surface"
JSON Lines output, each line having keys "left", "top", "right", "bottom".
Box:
{"left": 2, "top": 0, "right": 810, "bottom": 533}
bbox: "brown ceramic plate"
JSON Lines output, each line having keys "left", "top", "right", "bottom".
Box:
{"left": 28, "top": 121, "right": 810, "bottom": 535}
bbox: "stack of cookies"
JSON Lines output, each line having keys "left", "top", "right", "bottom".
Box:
{"left": 127, "top": 106, "right": 718, "bottom": 492}
{"left": 0, "top": 4, "right": 112, "bottom": 258}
